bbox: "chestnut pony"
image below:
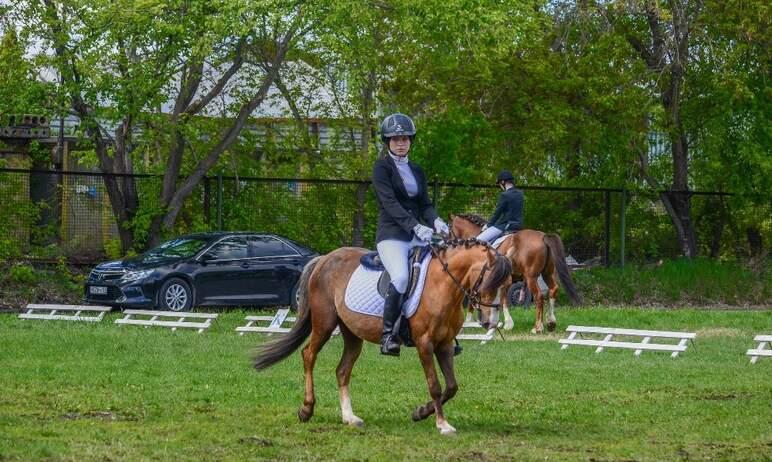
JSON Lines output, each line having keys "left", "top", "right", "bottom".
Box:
{"left": 449, "top": 213, "right": 582, "bottom": 334}
{"left": 253, "top": 239, "right": 511, "bottom": 435}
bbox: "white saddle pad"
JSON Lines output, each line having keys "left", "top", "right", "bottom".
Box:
{"left": 344, "top": 252, "right": 432, "bottom": 318}
{"left": 492, "top": 234, "right": 508, "bottom": 249}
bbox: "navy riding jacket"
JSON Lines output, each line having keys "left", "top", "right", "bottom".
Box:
{"left": 488, "top": 187, "right": 524, "bottom": 232}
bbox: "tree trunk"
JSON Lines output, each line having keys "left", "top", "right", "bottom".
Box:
{"left": 351, "top": 182, "right": 368, "bottom": 247}
{"left": 351, "top": 70, "right": 376, "bottom": 248}
{"left": 708, "top": 197, "right": 727, "bottom": 258}
{"left": 662, "top": 60, "right": 698, "bottom": 258}
{"left": 746, "top": 226, "right": 762, "bottom": 257}
{"left": 664, "top": 190, "right": 697, "bottom": 258}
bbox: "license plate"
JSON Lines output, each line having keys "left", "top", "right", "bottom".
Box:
{"left": 89, "top": 286, "right": 108, "bottom": 295}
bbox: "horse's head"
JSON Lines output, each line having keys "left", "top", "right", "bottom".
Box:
{"left": 434, "top": 239, "right": 512, "bottom": 330}
{"left": 449, "top": 213, "right": 487, "bottom": 240}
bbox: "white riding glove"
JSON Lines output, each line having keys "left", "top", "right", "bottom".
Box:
{"left": 413, "top": 223, "right": 434, "bottom": 242}
{"left": 481, "top": 224, "right": 489, "bottom": 231}
{"left": 433, "top": 218, "right": 449, "bottom": 236}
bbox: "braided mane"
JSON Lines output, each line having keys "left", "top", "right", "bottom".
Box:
{"left": 454, "top": 213, "right": 488, "bottom": 227}
{"left": 432, "top": 238, "right": 492, "bottom": 254}
{"left": 431, "top": 238, "right": 511, "bottom": 293}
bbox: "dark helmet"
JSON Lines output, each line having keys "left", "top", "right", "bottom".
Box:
{"left": 496, "top": 170, "right": 514, "bottom": 183}
{"left": 380, "top": 113, "right": 416, "bottom": 144}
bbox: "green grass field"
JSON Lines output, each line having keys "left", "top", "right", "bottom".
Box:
{"left": 1, "top": 307, "right": 770, "bottom": 461}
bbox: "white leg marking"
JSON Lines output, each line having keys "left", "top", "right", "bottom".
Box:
{"left": 339, "top": 386, "right": 364, "bottom": 427}
{"left": 548, "top": 298, "right": 556, "bottom": 324}
{"left": 503, "top": 307, "right": 514, "bottom": 330}
{"left": 437, "top": 418, "right": 456, "bottom": 435}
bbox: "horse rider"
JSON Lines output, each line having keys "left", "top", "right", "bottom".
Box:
{"left": 476, "top": 170, "right": 525, "bottom": 243}
{"left": 372, "top": 112, "right": 449, "bottom": 356}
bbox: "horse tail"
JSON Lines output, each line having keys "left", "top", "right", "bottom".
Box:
{"left": 253, "top": 255, "right": 321, "bottom": 371}
{"left": 543, "top": 234, "right": 583, "bottom": 305}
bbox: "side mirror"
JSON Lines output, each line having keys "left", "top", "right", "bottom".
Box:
{"left": 199, "top": 252, "right": 217, "bottom": 263}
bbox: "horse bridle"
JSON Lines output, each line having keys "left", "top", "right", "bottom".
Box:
{"left": 430, "top": 241, "right": 502, "bottom": 311}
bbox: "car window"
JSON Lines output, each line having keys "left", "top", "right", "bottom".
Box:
{"left": 145, "top": 237, "right": 209, "bottom": 259}
{"left": 280, "top": 237, "right": 316, "bottom": 255}
{"left": 247, "top": 235, "right": 299, "bottom": 257}
{"left": 209, "top": 237, "right": 248, "bottom": 260}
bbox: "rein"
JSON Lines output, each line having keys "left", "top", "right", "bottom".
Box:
{"left": 430, "top": 239, "right": 502, "bottom": 310}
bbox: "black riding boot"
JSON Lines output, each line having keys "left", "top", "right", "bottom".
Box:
{"left": 380, "top": 284, "right": 403, "bottom": 356}
{"left": 454, "top": 338, "right": 463, "bottom": 356}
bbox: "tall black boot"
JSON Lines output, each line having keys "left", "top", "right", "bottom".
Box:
{"left": 380, "top": 284, "right": 403, "bottom": 356}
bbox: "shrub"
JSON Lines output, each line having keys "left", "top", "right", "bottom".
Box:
{"left": 9, "top": 263, "right": 37, "bottom": 284}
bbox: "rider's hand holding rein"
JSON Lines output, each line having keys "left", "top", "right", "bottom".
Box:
{"left": 414, "top": 224, "right": 434, "bottom": 242}
{"left": 433, "top": 217, "right": 449, "bottom": 237}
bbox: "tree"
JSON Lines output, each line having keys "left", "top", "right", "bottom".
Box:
{"left": 0, "top": 28, "right": 51, "bottom": 117}
{"left": 16, "top": 0, "right": 309, "bottom": 251}
{"left": 598, "top": 0, "right": 705, "bottom": 257}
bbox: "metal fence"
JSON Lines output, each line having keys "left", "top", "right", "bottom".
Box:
{"left": 0, "top": 168, "right": 769, "bottom": 265}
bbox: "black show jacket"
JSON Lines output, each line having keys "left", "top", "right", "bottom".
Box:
{"left": 372, "top": 155, "right": 439, "bottom": 243}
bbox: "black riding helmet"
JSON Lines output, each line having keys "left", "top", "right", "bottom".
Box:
{"left": 496, "top": 170, "right": 514, "bottom": 183}
{"left": 380, "top": 113, "right": 416, "bottom": 144}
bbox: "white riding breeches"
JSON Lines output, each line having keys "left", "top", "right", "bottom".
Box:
{"left": 376, "top": 236, "right": 425, "bottom": 294}
{"left": 476, "top": 225, "right": 503, "bottom": 243}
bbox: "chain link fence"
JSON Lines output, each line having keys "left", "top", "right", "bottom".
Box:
{"left": 0, "top": 168, "right": 769, "bottom": 265}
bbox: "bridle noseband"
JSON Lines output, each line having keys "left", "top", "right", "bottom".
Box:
{"left": 430, "top": 239, "right": 502, "bottom": 311}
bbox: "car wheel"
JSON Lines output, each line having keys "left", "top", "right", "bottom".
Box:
{"left": 290, "top": 281, "right": 300, "bottom": 312}
{"left": 508, "top": 281, "right": 532, "bottom": 309}
{"left": 159, "top": 277, "right": 193, "bottom": 312}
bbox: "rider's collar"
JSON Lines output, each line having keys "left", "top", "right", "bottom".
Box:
{"left": 388, "top": 151, "right": 409, "bottom": 164}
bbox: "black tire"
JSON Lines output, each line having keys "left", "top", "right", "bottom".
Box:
{"left": 508, "top": 281, "right": 532, "bottom": 309}
{"left": 289, "top": 281, "right": 300, "bottom": 312}
{"left": 158, "top": 277, "right": 193, "bottom": 312}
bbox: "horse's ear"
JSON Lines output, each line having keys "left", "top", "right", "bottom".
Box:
{"left": 448, "top": 213, "right": 455, "bottom": 221}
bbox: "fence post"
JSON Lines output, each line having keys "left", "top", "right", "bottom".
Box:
{"left": 620, "top": 188, "right": 626, "bottom": 267}
{"left": 433, "top": 175, "right": 439, "bottom": 209}
{"left": 203, "top": 176, "right": 211, "bottom": 226}
{"left": 217, "top": 173, "right": 223, "bottom": 231}
{"left": 604, "top": 190, "right": 611, "bottom": 267}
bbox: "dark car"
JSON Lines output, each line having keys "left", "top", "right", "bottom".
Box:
{"left": 84, "top": 232, "right": 318, "bottom": 311}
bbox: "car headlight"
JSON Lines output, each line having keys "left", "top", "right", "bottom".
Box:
{"left": 119, "top": 270, "right": 154, "bottom": 284}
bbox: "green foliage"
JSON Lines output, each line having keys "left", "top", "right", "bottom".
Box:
{"left": 102, "top": 239, "right": 123, "bottom": 261}
{"left": 575, "top": 257, "right": 772, "bottom": 306}
{"left": 9, "top": 263, "right": 37, "bottom": 284}
{"left": 0, "top": 29, "right": 52, "bottom": 116}
{"left": 3, "top": 0, "right": 770, "bottom": 261}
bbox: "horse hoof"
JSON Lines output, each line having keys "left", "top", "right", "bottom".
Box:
{"left": 438, "top": 424, "right": 457, "bottom": 436}
{"left": 411, "top": 409, "right": 423, "bottom": 422}
{"left": 298, "top": 407, "right": 313, "bottom": 422}
{"left": 344, "top": 416, "right": 365, "bottom": 428}
{"left": 547, "top": 321, "right": 556, "bottom": 332}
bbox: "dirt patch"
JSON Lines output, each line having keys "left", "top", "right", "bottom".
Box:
{"left": 696, "top": 391, "right": 755, "bottom": 401}
{"left": 238, "top": 436, "right": 273, "bottom": 447}
{"left": 696, "top": 327, "right": 744, "bottom": 337}
{"left": 61, "top": 410, "right": 140, "bottom": 421}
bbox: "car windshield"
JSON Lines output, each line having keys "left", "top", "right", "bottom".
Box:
{"left": 145, "top": 237, "right": 209, "bottom": 259}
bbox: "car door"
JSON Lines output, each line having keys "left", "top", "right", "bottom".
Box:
{"left": 245, "top": 235, "right": 304, "bottom": 305}
{"left": 195, "top": 236, "right": 253, "bottom": 305}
